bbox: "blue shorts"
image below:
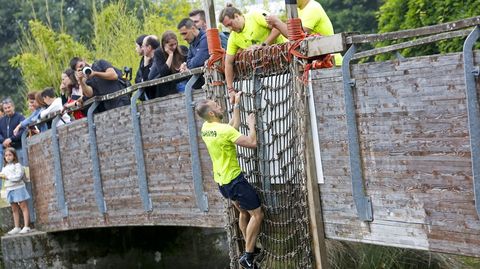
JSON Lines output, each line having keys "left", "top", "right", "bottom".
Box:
{"left": 219, "top": 173, "right": 261, "bottom": 210}
{"left": 7, "top": 186, "right": 30, "bottom": 204}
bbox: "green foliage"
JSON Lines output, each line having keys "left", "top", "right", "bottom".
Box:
{"left": 91, "top": 1, "right": 141, "bottom": 70}
{"left": 327, "top": 240, "right": 465, "bottom": 269}
{"left": 9, "top": 20, "right": 91, "bottom": 95}
{"left": 376, "top": 0, "right": 480, "bottom": 60}
{"left": 9, "top": 0, "right": 196, "bottom": 106}
{"left": 319, "top": 0, "right": 381, "bottom": 34}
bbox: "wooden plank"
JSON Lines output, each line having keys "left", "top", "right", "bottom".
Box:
{"left": 347, "top": 16, "right": 480, "bottom": 44}
{"left": 304, "top": 33, "right": 347, "bottom": 57}
{"left": 352, "top": 29, "right": 471, "bottom": 60}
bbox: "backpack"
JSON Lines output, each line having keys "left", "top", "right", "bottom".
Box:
{"left": 113, "top": 66, "right": 133, "bottom": 89}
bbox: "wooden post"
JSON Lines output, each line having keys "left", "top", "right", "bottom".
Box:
{"left": 202, "top": 0, "right": 217, "bottom": 29}
{"left": 305, "top": 90, "right": 329, "bottom": 269}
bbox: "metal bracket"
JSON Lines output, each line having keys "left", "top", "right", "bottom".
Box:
{"left": 51, "top": 116, "right": 68, "bottom": 217}
{"left": 87, "top": 101, "right": 107, "bottom": 214}
{"left": 463, "top": 26, "right": 480, "bottom": 218}
{"left": 341, "top": 44, "right": 374, "bottom": 222}
{"left": 131, "top": 89, "right": 153, "bottom": 212}
{"left": 185, "top": 75, "right": 209, "bottom": 212}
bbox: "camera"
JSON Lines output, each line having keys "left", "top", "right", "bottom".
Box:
{"left": 82, "top": 66, "right": 92, "bottom": 76}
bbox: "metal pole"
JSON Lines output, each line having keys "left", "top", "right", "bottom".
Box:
{"left": 185, "top": 75, "right": 209, "bottom": 212}
{"left": 87, "top": 102, "right": 107, "bottom": 214}
{"left": 51, "top": 115, "right": 68, "bottom": 217}
{"left": 130, "top": 89, "right": 153, "bottom": 212}
{"left": 21, "top": 129, "right": 36, "bottom": 223}
{"left": 463, "top": 26, "right": 480, "bottom": 218}
{"left": 341, "top": 44, "right": 373, "bottom": 222}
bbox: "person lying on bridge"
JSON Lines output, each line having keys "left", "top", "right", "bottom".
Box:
{"left": 219, "top": 4, "right": 287, "bottom": 98}
{"left": 196, "top": 92, "right": 263, "bottom": 269}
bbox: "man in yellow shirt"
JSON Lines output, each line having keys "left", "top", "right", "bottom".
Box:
{"left": 219, "top": 5, "right": 287, "bottom": 97}
{"left": 266, "top": 0, "right": 343, "bottom": 65}
{"left": 196, "top": 91, "right": 263, "bottom": 269}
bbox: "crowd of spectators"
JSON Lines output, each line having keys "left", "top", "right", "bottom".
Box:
{"left": 3, "top": 1, "right": 340, "bottom": 140}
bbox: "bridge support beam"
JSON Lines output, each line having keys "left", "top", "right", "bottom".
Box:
{"left": 130, "top": 90, "right": 153, "bottom": 212}
{"left": 185, "top": 75, "right": 209, "bottom": 212}
{"left": 51, "top": 116, "right": 68, "bottom": 217}
{"left": 341, "top": 44, "right": 373, "bottom": 222}
{"left": 87, "top": 102, "right": 107, "bottom": 214}
{"left": 463, "top": 26, "right": 480, "bottom": 218}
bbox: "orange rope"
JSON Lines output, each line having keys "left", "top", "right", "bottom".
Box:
{"left": 286, "top": 18, "right": 334, "bottom": 83}
{"left": 206, "top": 28, "right": 225, "bottom": 73}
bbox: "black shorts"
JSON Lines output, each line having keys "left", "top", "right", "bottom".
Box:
{"left": 218, "top": 173, "right": 261, "bottom": 211}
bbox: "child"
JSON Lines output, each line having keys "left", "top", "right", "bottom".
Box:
{"left": 0, "top": 147, "right": 31, "bottom": 235}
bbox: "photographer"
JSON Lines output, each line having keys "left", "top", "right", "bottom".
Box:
{"left": 70, "top": 57, "right": 130, "bottom": 113}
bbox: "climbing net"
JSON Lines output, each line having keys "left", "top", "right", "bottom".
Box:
{"left": 204, "top": 43, "right": 314, "bottom": 269}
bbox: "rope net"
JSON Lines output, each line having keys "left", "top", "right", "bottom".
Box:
{"left": 204, "top": 44, "right": 314, "bottom": 269}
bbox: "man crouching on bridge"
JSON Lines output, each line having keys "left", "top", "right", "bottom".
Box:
{"left": 196, "top": 91, "right": 263, "bottom": 269}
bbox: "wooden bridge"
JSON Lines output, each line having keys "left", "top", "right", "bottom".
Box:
{"left": 10, "top": 15, "right": 480, "bottom": 268}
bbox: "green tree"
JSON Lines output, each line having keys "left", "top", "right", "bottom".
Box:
{"left": 319, "top": 0, "right": 381, "bottom": 34}
{"left": 10, "top": 0, "right": 197, "bottom": 101}
{"left": 377, "top": 0, "right": 480, "bottom": 59}
{"left": 9, "top": 20, "right": 91, "bottom": 93}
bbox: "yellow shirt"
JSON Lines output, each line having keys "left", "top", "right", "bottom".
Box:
{"left": 226, "top": 10, "right": 287, "bottom": 55}
{"left": 201, "top": 121, "right": 242, "bottom": 185}
{"left": 298, "top": 0, "right": 343, "bottom": 65}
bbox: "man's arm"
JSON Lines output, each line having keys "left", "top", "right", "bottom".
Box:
{"left": 186, "top": 37, "right": 210, "bottom": 69}
{"left": 264, "top": 28, "right": 282, "bottom": 45}
{"left": 229, "top": 91, "right": 243, "bottom": 129}
{"left": 92, "top": 67, "right": 118, "bottom": 81}
{"left": 266, "top": 16, "right": 288, "bottom": 38}
{"left": 234, "top": 113, "right": 256, "bottom": 148}
{"left": 225, "top": 54, "right": 235, "bottom": 91}
{"left": 76, "top": 72, "right": 94, "bottom": 97}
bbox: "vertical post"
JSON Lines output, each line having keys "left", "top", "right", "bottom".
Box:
{"left": 202, "top": 0, "right": 216, "bottom": 29}
{"left": 463, "top": 26, "right": 480, "bottom": 218}
{"left": 130, "top": 90, "right": 153, "bottom": 212}
{"left": 21, "top": 130, "right": 36, "bottom": 223}
{"left": 185, "top": 75, "right": 209, "bottom": 212}
{"left": 305, "top": 91, "right": 329, "bottom": 269}
{"left": 308, "top": 72, "right": 325, "bottom": 184}
{"left": 51, "top": 116, "right": 68, "bottom": 217}
{"left": 341, "top": 44, "right": 373, "bottom": 222}
{"left": 285, "top": 0, "right": 299, "bottom": 19}
{"left": 87, "top": 101, "right": 107, "bottom": 214}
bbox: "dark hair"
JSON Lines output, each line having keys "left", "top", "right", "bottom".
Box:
{"left": 136, "top": 34, "right": 147, "bottom": 46}
{"left": 27, "top": 91, "right": 37, "bottom": 101}
{"left": 41, "top": 87, "right": 56, "bottom": 99}
{"left": 189, "top": 9, "right": 206, "bottom": 20}
{"left": 195, "top": 99, "right": 212, "bottom": 119}
{"left": 64, "top": 69, "right": 78, "bottom": 86}
{"left": 219, "top": 4, "right": 241, "bottom": 23}
{"left": 161, "top": 31, "right": 185, "bottom": 72}
{"left": 177, "top": 18, "right": 195, "bottom": 30}
{"left": 69, "top": 57, "right": 82, "bottom": 70}
{"left": 35, "top": 92, "right": 47, "bottom": 107}
{"left": 3, "top": 147, "right": 19, "bottom": 165}
{"left": 144, "top": 36, "right": 160, "bottom": 50}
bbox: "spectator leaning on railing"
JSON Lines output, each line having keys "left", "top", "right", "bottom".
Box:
{"left": 39, "top": 87, "right": 71, "bottom": 126}
{"left": 70, "top": 57, "right": 131, "bottom": 113}
{"left": 178, "top": 18, "right": 209, "bottom": 90}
